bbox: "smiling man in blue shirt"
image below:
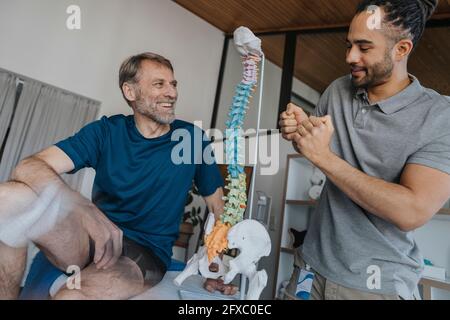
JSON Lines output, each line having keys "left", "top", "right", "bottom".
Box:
{"left": 0, "top": 52, "right": 225, "bottom": 299}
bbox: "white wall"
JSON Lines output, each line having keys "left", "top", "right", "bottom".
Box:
{"left": 0, "top": 0, "right": 223, "bottom": 125}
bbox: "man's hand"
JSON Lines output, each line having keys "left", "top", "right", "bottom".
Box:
{"left": 204, "top": 278, "right": 238, "bottom": 296}
{"left": 203, "top": 187, "right": 224, "bottom": 221}
{"left": 293, "top": 115, "right": 335, "bottom": 166}
{"left": 68, "top": 192, "right": 123, "bottom": 270}
{"left": 279, "top": 103, "right": 309, "bottom": 141}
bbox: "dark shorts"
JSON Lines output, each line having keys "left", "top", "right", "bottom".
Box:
{"left": 121, "top": 237, "right": 167, "bottom": 286}
{"left": 89, "top": 236, "right": 167, "bottom": 286}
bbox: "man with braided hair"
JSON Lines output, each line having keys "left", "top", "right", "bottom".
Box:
{"left": 280, "top": 0, "right": 450, "bottom": 299}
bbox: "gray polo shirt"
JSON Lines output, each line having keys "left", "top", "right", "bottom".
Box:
{"left": 302, "top": 75, "right": 450, "bottom": 299}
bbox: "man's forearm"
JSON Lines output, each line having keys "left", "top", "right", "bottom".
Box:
{"left": 11, "top": 156, "right": 67, "bottom": 194}
{"left": 315, "top": 152, "right": 420, "bottom": 231}
{"left": 10, "top": 156, "right": 88, "bottom": 214}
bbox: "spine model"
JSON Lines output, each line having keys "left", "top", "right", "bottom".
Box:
{"left": 205, "top": 27, "right": 262, "bottom": 262}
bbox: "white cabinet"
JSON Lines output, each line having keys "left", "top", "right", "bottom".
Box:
{"left": 273, "top": 154, "right": 324, "bottom": 299}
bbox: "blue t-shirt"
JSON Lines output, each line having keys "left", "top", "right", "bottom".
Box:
{"left": 55, "top": 115, "right": 224, "bottom": 268}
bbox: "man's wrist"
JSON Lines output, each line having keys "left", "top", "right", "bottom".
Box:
{"left": 292, "top": 141, "right": 302, "bottom": 155}
{"left": 313, "top": 150, "right": 337, "bottom": 172}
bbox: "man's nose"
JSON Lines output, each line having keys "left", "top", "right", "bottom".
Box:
{"left": 346, "top": 46, "right": 360, "bottom": 65}
{"left": 165, "top": 85, "right": 177, "bottom": 99}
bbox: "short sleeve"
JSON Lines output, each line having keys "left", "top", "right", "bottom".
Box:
{"left": 313, "top": 85, "right": 331, "bottom": 117}
{"left": 194, "top": 131, "right": 224, "bottom": 197}
{"left": 407, "top": 132, "right": 450, "bottom": 175}
{"left": 55, "top": 116, "right": 108, "bottom": 173}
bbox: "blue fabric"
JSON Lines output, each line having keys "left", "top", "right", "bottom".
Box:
{"left": 168, "top": 259, "right": 187, "bottom": 271}
{"left": 19, "top": 252, "right": 63, "bottom": 300}
{"left": 20, "top": 251, "right": 187, "bottom": 300}
{"left": 55, "top": 115, "right": 223, "bottom": 268}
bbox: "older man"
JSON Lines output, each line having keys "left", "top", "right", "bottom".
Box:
{"left": 0, "top": 52, "right": 224, "bottom": 299}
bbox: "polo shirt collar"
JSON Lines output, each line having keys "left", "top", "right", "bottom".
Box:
{"left": 354, "top": 75, "right": 424, "bottom": 115}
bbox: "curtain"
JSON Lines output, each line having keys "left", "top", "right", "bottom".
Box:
{"left": 0, "top": 73, "right": 100, "bottom": 190}
{"left": 0, "top": 71, "right": 18, "bottom": 149}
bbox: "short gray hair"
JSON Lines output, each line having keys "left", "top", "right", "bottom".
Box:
{"left": 119, "top": 52, "right": 174, "bottom": 106}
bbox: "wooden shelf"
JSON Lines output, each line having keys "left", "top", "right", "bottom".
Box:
{"left": 420, "top": 277, "right": 450, "bottom": 289}
{"left": 286, "top": 199, "right": 317, "bottom": 206}
{"left": 438, "top": 208, "right": 450, "bottom": 216}
{"left": 419, "top": 276, "right": 450, "bottom": 300}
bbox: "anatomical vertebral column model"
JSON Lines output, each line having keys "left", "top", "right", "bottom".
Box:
{"left": 174, "top": 27, "right": 271, "bottom": 300}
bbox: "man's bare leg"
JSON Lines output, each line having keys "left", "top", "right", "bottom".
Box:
{"left": 33, "top": 207, "right": 152, "bottom": 300}
{"left": 0, "top": 180, "right": 149, "bottom": 300}
{"left": 0, "top": 181, "right": 37, "bottom": 299}
{"left": 0, "top": 242, "right": 27, "bottom": 299}
{"left": 0, "top": 181, "right": 90, "bottom": 298}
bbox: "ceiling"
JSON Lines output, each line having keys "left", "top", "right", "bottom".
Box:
{"left": 175, "top": 0, "right": 450, "bottom": 95}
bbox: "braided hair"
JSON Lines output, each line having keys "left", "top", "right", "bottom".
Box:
{"left": 356, "top": 0, "right": 438, "bottom": 48}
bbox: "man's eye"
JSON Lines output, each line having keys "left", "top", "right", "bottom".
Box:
{"left": 154, "top": 82, "right": 163, "bottom": 87}
{"left": 360, "top": 47, "right": 370, "bottom": 52}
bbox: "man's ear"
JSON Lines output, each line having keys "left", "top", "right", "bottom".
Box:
{"left": 394, "top": 39, "right": 413, "bottom": 61}
{"left": 122, "top": 82, "right": 137, "bottom": 103}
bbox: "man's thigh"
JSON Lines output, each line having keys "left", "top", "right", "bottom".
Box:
{"left": 53, "top": 256, "right": 146, "bottom": 300}
{"left": 34, "top": 211, "right": 90, "bottom": 272}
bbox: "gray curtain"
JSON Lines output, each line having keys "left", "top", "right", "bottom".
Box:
{"left": 0, "top": 73, "right": 100, "bottom": 190}
{"left": 0, "top": 71, "right": 18, "bottom": 148}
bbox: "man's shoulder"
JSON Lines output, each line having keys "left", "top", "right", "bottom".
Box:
{"left": 421, "top": 87, "right": 450, "bottom": 111}
{"left": 100, "top": 114, "right": 129, "bottom": 124}
{"left": 415, "top": 87, "right": 450, "bottom": 137}
{"left": 87, "top": 114, "right": 130, "bottom": 131}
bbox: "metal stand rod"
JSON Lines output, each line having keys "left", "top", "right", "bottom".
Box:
{"left": 239, "top": 55, "right": 265, "bottom": 300}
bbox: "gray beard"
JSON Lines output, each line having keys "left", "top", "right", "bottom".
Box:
{"left": 134, "top": 101, "right": 176, "bottom": 125}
